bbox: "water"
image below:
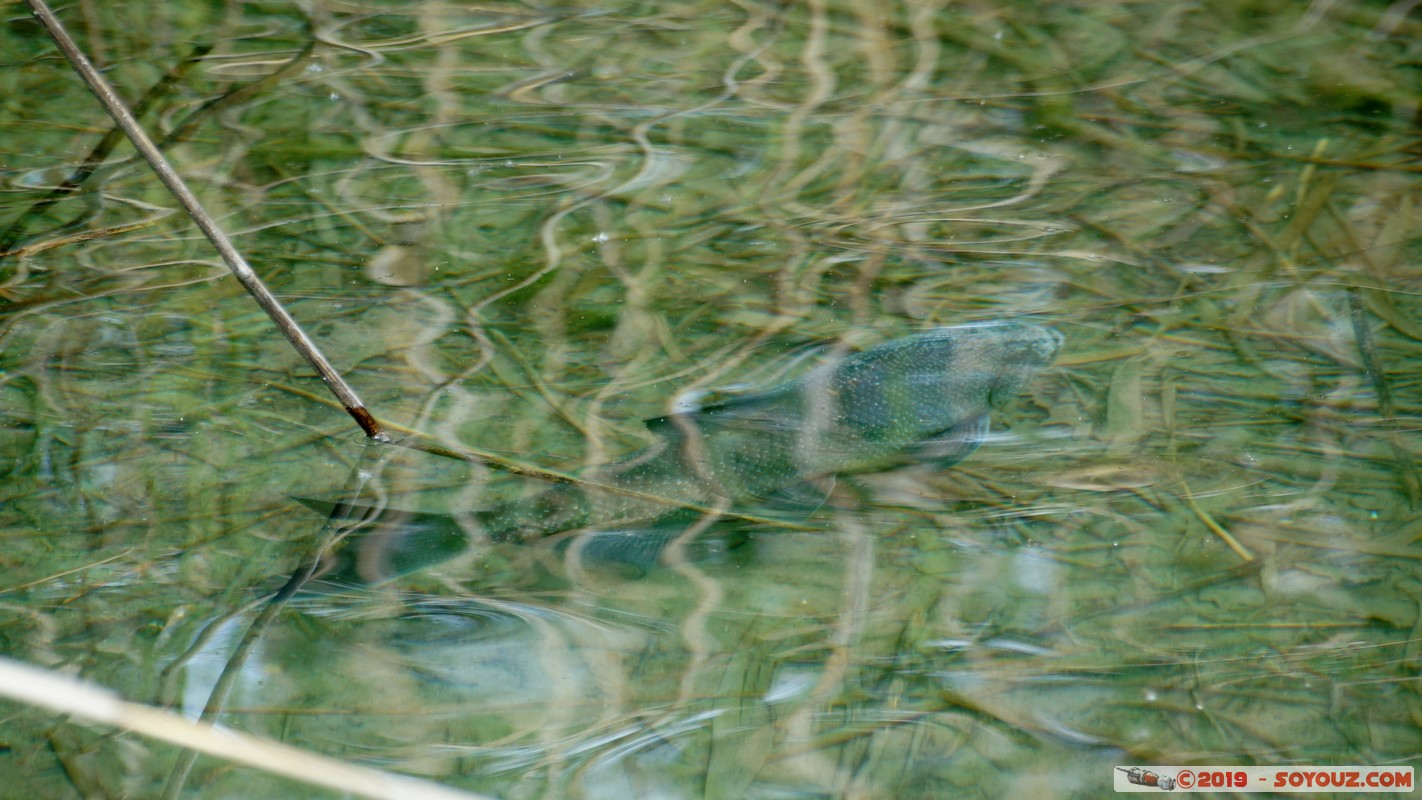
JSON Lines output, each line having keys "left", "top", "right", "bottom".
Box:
{"left": 1, "top": 1, "right": 1419, "bottom": 797}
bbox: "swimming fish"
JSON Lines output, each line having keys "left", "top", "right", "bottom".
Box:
{"left": 303, "top": 321, "right": 1062, "bottom": 583}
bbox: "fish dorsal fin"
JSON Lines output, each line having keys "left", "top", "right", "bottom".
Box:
{"left": 643, "top": 384, "right": 800, "bottom": 437}
{"left": 642, "top": 343, "right": 826, "bottom": 437}
{"left": 908, "top": 413, "right": 990, "bottom": 469}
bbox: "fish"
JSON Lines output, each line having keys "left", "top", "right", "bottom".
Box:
{"left": 301, "top": 321, "right": 1062, "bottom": 584}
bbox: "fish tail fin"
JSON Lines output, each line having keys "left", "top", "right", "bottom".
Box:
{"left": 292, "top": 496, "right": 339, "bottom": 516}
{"left": 290, "top": 497, "right": 480, "bottom": 585}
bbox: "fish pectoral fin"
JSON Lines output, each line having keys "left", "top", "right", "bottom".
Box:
{"left": 556, "top": 527, "right": 677, "bottom": 574}
{"left": 747, "top": 475, "right": 836, "bottom": 511}
{"left": 909, "top": 413, "right": 990, "bottom": 469}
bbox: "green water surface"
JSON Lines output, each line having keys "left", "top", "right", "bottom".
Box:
{"left": 2, "top": 1, "right": 1420, "bottom": 797}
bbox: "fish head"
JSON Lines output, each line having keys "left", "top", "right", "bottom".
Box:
{"left": 976, "top": 322, "right": 1064, "bottom": 406}
{"left": 823, "top": 321, "right": 1061, "bottom": 447}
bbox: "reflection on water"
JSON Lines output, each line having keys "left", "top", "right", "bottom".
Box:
{"left": 1, "top": 0, "right": 1420, "bottom": 797}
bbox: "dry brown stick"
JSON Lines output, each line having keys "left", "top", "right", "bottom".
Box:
{"left": 25, "top": 0, "right": 387, "bottom": 441}
{"left": 0, "top": 657, "right": 494, "bottom": 800}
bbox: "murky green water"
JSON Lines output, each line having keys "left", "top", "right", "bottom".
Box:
{"left": 2, "top": 1, "right": 1420, "bottom": 798}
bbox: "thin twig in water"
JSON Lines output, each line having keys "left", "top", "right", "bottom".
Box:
{"left": 24, "top": 0, "right": 387, "bottom": 442}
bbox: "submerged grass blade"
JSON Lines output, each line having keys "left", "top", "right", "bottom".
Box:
{"left": 0, "top": 41, "right": 212, "bottom": 256}
{"left": 1347, "top": 289, "right": 1420, "bottom": 507}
